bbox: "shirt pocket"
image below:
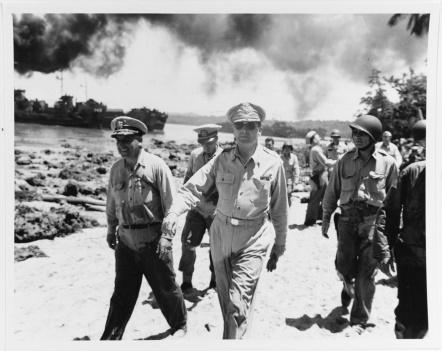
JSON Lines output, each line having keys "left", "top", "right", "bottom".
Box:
{"left": 251, "top": 177, "right": 271, "bottom": 205}
{"left": 216, "top": 172, "right": 235, "bottom": 200}
{"left": 341, "top": 167, "right": 356, "bottom": 192}
{"left": 365, "top": 171, "right": 386, "bottom": 194}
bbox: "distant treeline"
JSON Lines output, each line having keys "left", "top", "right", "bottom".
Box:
{"left": 168, "top": 113, "right": 352, "bottom": 139}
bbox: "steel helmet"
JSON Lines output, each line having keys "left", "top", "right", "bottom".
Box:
{"left": 349, "top": 115, "right": 382, "bottom": 142}
{"left": 305, "top": 130, "right": 317, "bottom": 144}
{"left": 412, "top": 120, "right": 426, "bottom": 140}
{"left": 330, "top": 129, "right": 341, "bottom": 137}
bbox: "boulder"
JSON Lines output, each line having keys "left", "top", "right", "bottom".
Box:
{"left": 63, "top": 180, "right": 79, "bottom": 197}
{"left": 16, "top": 156, "right": 32, "bottom": 165}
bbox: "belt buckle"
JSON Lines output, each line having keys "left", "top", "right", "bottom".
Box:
{"left": 230, "top": 218, "right": 239, "bottom": 226}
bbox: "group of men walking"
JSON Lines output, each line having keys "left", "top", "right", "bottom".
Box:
{"left": 100, "top": 103, "right": 427, "bottom": 340}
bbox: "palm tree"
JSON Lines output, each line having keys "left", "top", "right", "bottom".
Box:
{"left": 388, "top": 14, "right": 430, "bottom": 37}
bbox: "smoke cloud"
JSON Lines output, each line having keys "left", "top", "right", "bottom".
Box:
{"left": 13, "top": 13, "right": 428, "bottom": 119}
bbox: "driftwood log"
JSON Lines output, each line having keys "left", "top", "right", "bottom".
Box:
{"left": 84, "top": 204, "right": 106, "bottom": 212}
{"left": 41, "top": 194, "right": 106, "bottom": 207}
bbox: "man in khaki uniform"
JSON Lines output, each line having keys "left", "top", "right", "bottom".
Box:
{"left": 304, "top": 131, "right": 336, "bottom": 226}
{"left": 163, "top": 102, "right": 288, "bottom": 339}
{"left": 281, "top": 142, "right": 300, "bottom": 207}
{"left": 179, "top": 124, "right": 222, "bottom": 292}
{"left": 101, "top": 116, "right": 187, "bottom": 339}
{"left": 322, "top": 115, "right": 398, "bottom": 336}
{"left": 326, "top": 129, "right": 348, "bottom": 162}
{"left": 376, "top": 131, "right": 403, "bottom": 168}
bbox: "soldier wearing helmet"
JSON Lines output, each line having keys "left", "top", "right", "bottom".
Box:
{"left": 375, "top": 131, "right": 403, "bottom": 167}
{"left": 281, "top": 142, "right": 300, "bottom": 207}
{"left": 304, "top": 131, "right": 336, "bottom": 226}
{"left": 373, "top": 118, "right": 427, "bottom": 338}
{"left": 322, "top": 115, "right": 399, "bottom": 336}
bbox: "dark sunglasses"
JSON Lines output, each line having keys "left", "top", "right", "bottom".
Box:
{"left": 115, "top": 136, "right": 137, "bottom": 144}
{"left": 351, "top": 129, "right": 369, "bottom": 137}
{"left": 233, "top": 122, "right": 259, "bottom": 130}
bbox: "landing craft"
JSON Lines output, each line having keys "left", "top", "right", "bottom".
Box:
{"left": 14, "top": 89, "right": 168, "bottom": 132}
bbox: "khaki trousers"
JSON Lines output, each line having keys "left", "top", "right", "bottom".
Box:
{"left": 209, "top": 214, "right": 274, "bottom": 339}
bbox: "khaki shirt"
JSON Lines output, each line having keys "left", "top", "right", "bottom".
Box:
{"left": 310, "top": 145, "right": 334, "bottom": 174}
{"left": 322, "top": 148, "right": 398, "bottom": 223}
{"left": 281, "top": 153, "right": 300, "bottom": 184}
{"left": 168, "top": 144, "right": 288, "bottom": 245}
{"left": 326, "top": 142, "right": 348, "bottom": 161}
{"left": 375, "top": 141, "right": 402, "bottom": 167}
{"left": 184, "top": 144, "right": 223, "bottom": 217}
{"left": 106, "top": 149, "right": 176, "bottom": 250}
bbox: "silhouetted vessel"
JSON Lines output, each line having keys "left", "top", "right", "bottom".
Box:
{"left": 14, "top": 89, "right": 168, "bottom": 132}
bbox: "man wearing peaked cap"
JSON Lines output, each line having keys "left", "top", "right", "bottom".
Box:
{"left": 110, "top": 116, "right": 148, "bottom": 137}
{"left": 226, "top": 102, "right": 266, "bottom": 123}
{"left": 101, "top": 116, "right": 187, "bottom": 339}
{"left": 178, "top": 123, "right": 223, "bottom": 293}
{"left": 193, "top": 124, "right": 222, "bottom": 144}
{"left": 162, "top": 102, "right": 288, "bottom": 339}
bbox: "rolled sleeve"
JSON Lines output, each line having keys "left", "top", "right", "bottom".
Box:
{"left": 270, "top": 163, "right": 288, "bottom": 245}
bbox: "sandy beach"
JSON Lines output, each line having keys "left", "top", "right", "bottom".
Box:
{"left": 13, "top": 140, "right": 400, "bottom": 342}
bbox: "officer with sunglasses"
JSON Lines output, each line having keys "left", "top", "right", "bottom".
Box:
{"left": 162, "top": 102, "right": 288, "bottom": 339}
{"left": 321, "top": 115, "right": 398, "bottom": 336}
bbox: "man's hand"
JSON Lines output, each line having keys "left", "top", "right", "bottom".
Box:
{"left": 271, "top": 243, "right": 286, "bottom": 257}
{"left": 266, "top": 252, "right": 278, "bottom": 272}
{"left": 106, "top": 233, "right": 117, "bottom": 250}
{"left": 162, "top": 213, "right": 178, "bottom": 237}
{"left": 378, "top": 257, "right": 396, "bottom": 278}
{"left": 321, "top": 221, "right": 330, "bottom": 239}
{"left": 156, "top": 236, "right": 172, "bottom": 262}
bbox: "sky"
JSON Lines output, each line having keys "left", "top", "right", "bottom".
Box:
{"left": 13, "top": 13, "right": 428, "bottom": 121}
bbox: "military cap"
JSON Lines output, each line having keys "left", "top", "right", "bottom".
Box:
{"left": 110, "top": 116, "right": 148, "bottom": 138}
{"left": 305, "top": 130, "right": 318, "bottom": 144}
{"left": 383, "top": 131, "right": 392, "bottom": 137}
{"left": 226, "top": 102, "right": 266, "bottom": 124}
{"left": 330, "top": 129, "right": 341, "bottom": 137}
{"left": 193, "top": 123, "right": 222, "bottom": 144}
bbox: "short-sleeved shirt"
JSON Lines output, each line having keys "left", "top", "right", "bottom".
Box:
{"left": 375, "top": 141, "right": 402, "bottom": 167}
{"left": 310, "top": 145, "right": 334, "bottom": 174}
{"left": 281, "top": 153, "right": 300, "bottom": 184}
{"left": 326, "top": 142, "right": 348, "bottom": 161}
{"left": 106, "top": 149, "right": 176, "bottom": 250}
{"left": 168, "top": 144, "right": 288, "bottom": 245}
{"left": 322, "top": 148, "right": 398, "bottom": 223}
{"left": 183, "top": 145, "right": 223, "bottom": 217}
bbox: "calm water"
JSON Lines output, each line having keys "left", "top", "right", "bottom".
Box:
{"left": 14, "top": 122, "right": 303, "bottom": 152}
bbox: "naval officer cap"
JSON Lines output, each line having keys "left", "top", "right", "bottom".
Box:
{"left": 110, "top": 116, "right": 148, "bottom": 138}
{"left": 193, "top": 124, "right": 222, "bottom": 144}
{"left": 226, "top": 102, "right": 266, "bottom": 124}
